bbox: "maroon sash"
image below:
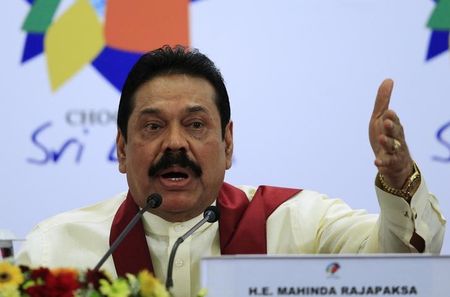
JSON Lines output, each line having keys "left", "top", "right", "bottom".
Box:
{"left": 110, "top": 183, "right": 301, "bottom": 276}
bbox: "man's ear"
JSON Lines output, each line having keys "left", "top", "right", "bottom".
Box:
{"left": 224, "top": 121, "right": 233, "bottom": 169}
{"left": 116, "top": 129, "right": 127, "bottom": 173}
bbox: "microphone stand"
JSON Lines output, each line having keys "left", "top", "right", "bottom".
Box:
{"left": 93, "top": 193, "right": 162, "bottom": 272}
{"left": 165, "top": 206, "right": 220, "bottom": 290}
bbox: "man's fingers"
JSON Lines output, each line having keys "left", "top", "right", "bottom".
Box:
{"left": 382, "top": 111, "right": 406, "bottom": 142}
{"left": 378, "top": 132, "right": 405, "bottom": 154}
{"left": 371, "top": 78, "right": 394, "bottom": 120}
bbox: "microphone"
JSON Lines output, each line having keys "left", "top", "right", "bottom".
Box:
{"left": 165, "top": 205, "right": 220, "bottom": 290}
{"left": 93, "top": 193, "right": 162, "bottom": 271}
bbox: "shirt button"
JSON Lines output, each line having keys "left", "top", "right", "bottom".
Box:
{"left": 175, "top": 259, "right": 184, "bottom": 267}
{"left": 411, "top": 208, "right": 418, "bottom": 219}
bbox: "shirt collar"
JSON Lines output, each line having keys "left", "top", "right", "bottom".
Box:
{"left": 141, "top": 201, "right": 217, "bottom": 236}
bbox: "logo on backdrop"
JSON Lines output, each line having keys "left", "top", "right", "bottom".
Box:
{"left": 433, "top": 120, "right": 450, "bottom": 163}
{"left": 22, "top": 0, "right": 195, "bottom": 165}
{"left": 425, "top": 0, "right": 450, "bottom": 61}
{"left": 21, "top": 0, "right": 191, "bottom": 92}
{"left": 426, "top": 2, "right": 450, "bottom": 164}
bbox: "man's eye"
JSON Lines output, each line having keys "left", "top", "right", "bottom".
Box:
{"left": 190, "top": 121, "right": 204, "bottom": 129}
{"left": 145, "top": 123, "right": 161, "bottom": 130}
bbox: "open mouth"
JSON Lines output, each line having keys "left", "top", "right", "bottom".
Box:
{"left": 161, "top": 171, "right": 189, "bottom": 181}
{"left": 157, "top": 167, "right": 192, "bottom": 188}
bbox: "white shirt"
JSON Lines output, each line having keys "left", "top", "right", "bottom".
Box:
{"left": 16, "top": 181, "right": 446, "bottom": 297}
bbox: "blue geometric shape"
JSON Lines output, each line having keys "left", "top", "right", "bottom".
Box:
{"left": 24, "top": 0, "right": 34, "bottom": 4}
{"left": 91, "top": 46, "right": 143, "bottom": 92}
{"left": 426, "top": 30, "right": 449, "bottom": 60}
{"left": 90, "top": 0, "right": 106, "bottom": 18}
{"left": 21, "top": 33, "right": 44, "bottom": 63}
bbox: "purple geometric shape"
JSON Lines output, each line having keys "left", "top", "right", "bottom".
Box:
{"left": 426, "top": 30, "right": 449, "bottom": 61}
{"left": 21, "top": 33, "right": 44, "bottom": 63}
{"left": 92, "top": 46, "right": 143, "bottom": 92}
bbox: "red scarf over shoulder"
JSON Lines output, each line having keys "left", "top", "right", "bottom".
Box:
{"left": 110, "top": 182, "right": 301, "bottom": 276}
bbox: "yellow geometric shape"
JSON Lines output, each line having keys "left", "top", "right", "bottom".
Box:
{"left": 45, "top": 0, "right": 105, "bottom": 91}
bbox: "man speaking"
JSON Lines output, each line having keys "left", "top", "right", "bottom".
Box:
{"left": 17, "top": 46, "right": 446, "bottom": 297}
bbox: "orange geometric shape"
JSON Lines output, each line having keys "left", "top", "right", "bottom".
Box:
{"left": 104, "top": 0, "right": 189, "bottom": 53}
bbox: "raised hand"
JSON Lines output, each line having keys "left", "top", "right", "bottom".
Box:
{"left": 369, "top": 79, "right": 414, "bottom": 189}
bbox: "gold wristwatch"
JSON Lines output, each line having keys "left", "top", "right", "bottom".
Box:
{"left": 377, "top": 162, "right": 421, "bottom": 200}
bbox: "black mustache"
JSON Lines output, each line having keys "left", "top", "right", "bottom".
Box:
{"left": 148, "top": 149, "right": 203, "bottom": 177}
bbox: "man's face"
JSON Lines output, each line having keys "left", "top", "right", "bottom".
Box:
{"left": 116, "top": 74, "right": 233, "bottom": 222}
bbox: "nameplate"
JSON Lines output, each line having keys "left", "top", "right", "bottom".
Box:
{"left": 200, "top": 255, "right": 450, "bottom": 296}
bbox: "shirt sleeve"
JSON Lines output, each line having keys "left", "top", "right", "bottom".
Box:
{"left": 266, "top": 178, "right": 446, "bottom": 254}
{"left": 15, "top": 224, "right": 48, "bottom": 267}
{"left": 367, "top": 177, "right": 446, "bottom": 253}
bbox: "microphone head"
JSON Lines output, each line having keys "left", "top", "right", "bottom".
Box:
{"left": 146, "top": 193, "right": 162, "bottom": 208}
{"left": 203, "top": 206, "right": 220, "bottom": 223}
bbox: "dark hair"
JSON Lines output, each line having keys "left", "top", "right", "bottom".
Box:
{"left": 117, "top": 45, "right": 231, "bottom": 141}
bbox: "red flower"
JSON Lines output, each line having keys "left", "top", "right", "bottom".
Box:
{"left": 85, "top": 269, "right": 110, "bottom": 289}
{"left": 30, "top": 267, "right": 51, "bottom": 280}
{"left": 25, "top": 285, "right": 48, "bottom": 297}
{"left": 25, "top": 268, "right": 80, "bottom": 297}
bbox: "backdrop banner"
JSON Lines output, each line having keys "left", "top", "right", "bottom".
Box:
{"left": 1, "top": 0, "right": 449, "bottom": 253}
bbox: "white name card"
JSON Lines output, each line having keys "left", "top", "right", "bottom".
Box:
{"left": 200, "top": 255, "right": 450, "bottom": 296}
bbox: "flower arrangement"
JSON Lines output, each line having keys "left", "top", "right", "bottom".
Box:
{"left": 0, "top": 260, "right": 207, "bottom": 297}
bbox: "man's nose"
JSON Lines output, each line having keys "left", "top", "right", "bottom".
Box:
{"left": 161, "top": 124, "right": 188, "bottom": 151}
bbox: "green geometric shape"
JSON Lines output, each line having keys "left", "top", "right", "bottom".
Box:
{"left": 22, "top": 0, "right": 62, "bottom": 33}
